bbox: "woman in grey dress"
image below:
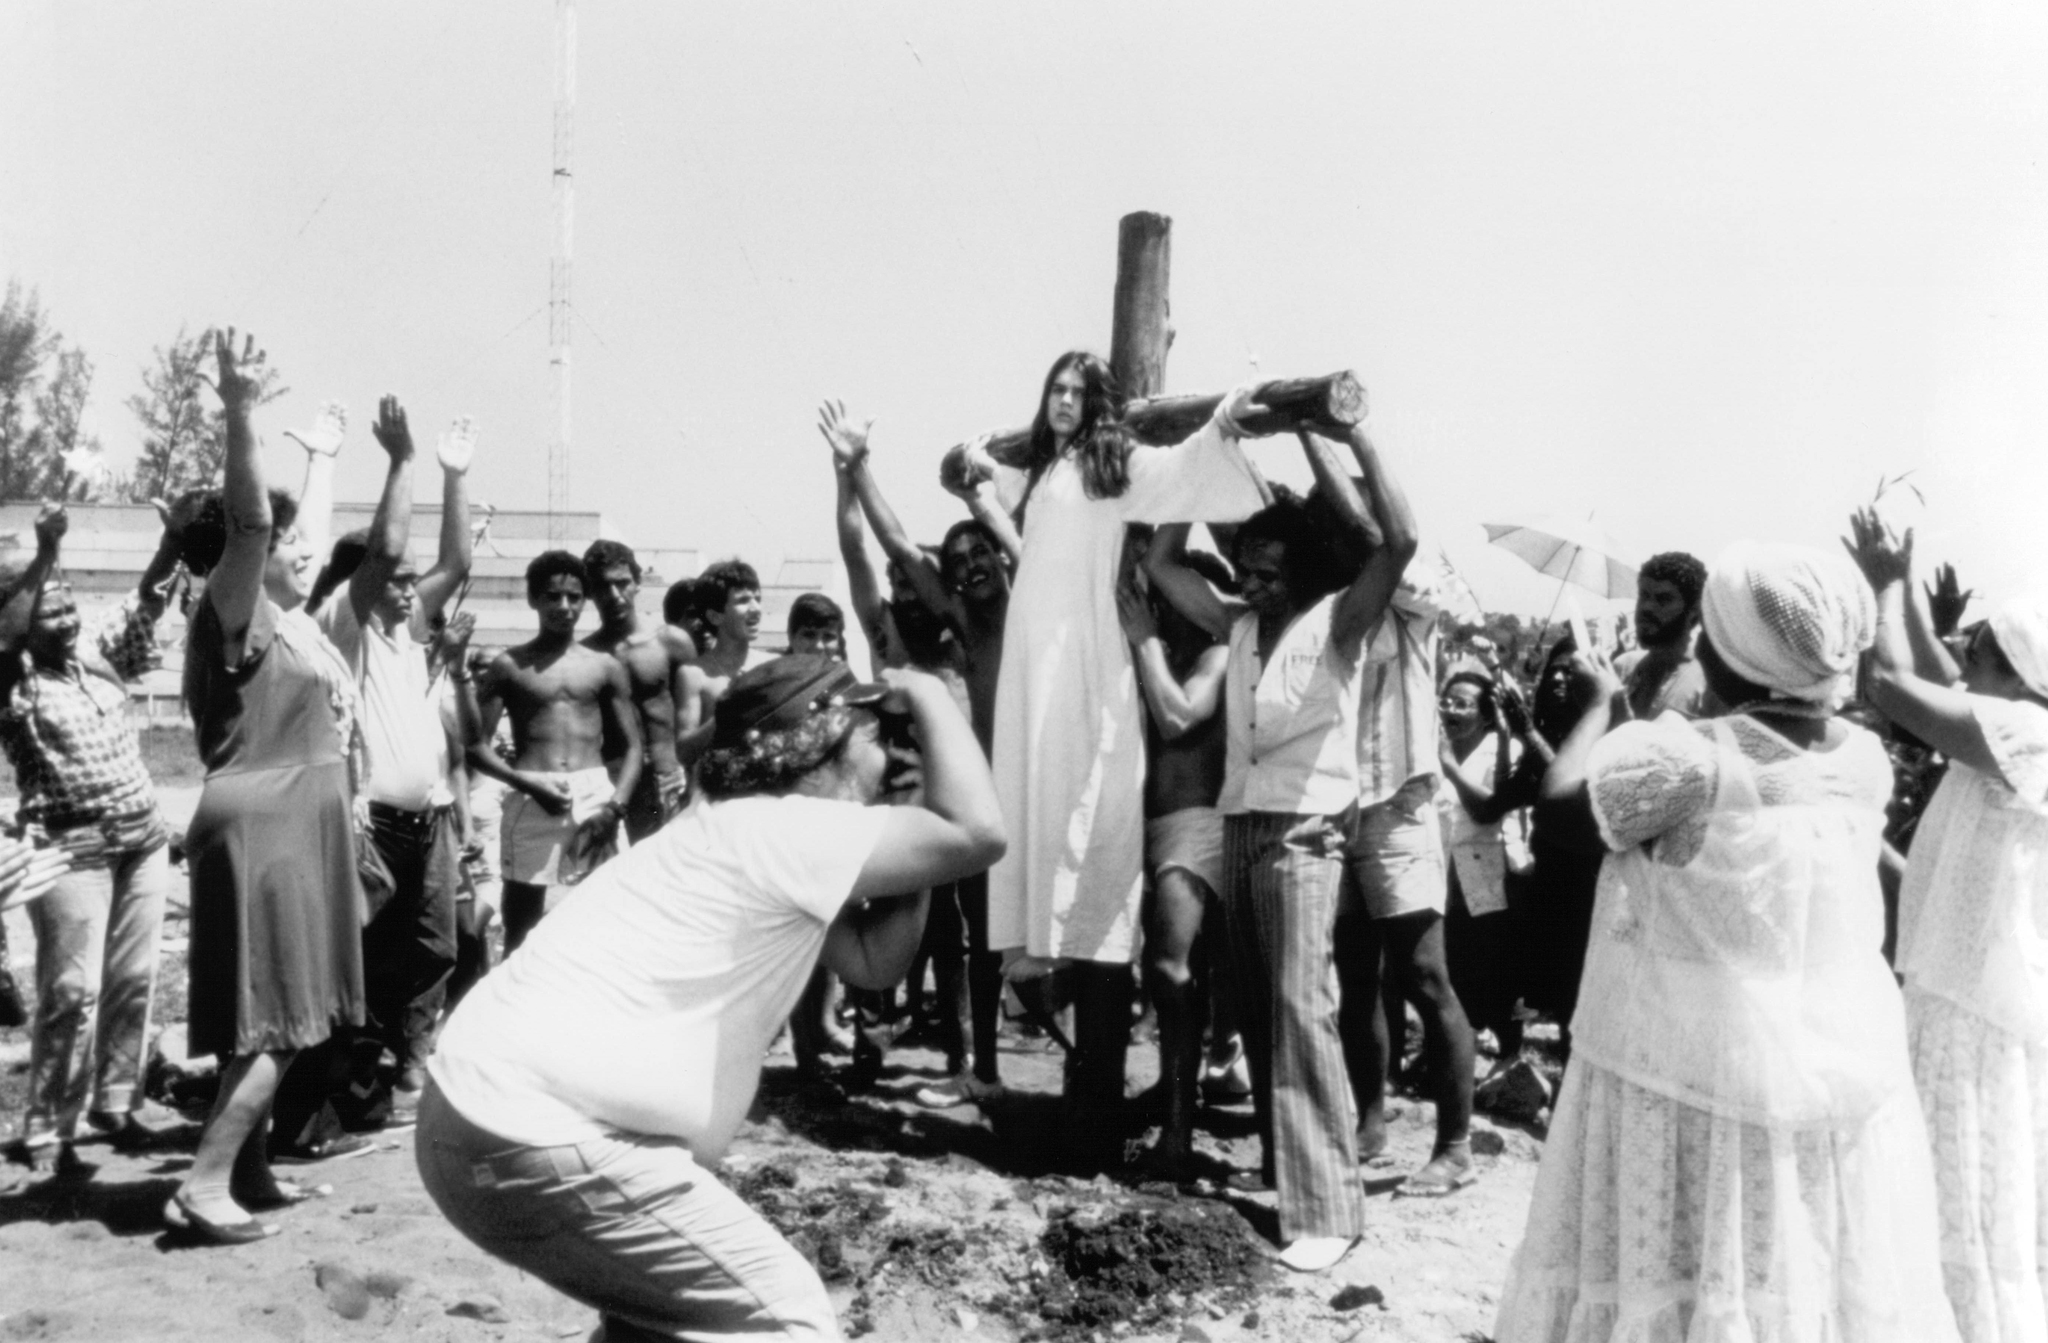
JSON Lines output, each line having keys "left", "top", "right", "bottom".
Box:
{"left": 169, "top": 330, "right": 364, "bottom": 1244}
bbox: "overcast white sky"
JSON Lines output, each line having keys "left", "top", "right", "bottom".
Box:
{"left": 5, "top": 2, "right": 2047, "bottom": 614}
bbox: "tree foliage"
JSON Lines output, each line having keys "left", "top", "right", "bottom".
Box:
{"left": 0, "top": 280, "right": 102, "bottom": 501}
{"left": 124, "top": 327, "right": 284, "bottom": 502}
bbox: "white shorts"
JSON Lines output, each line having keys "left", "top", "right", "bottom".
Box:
{"left": 1147, "top": 806, "right": 1225, "bottom": 897}
{"left": 499, "top": 766, "right": 622, "bottom": 887}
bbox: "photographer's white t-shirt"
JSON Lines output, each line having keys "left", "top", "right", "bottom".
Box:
{"left": 430, "top": 792, "right": 887, "bottom": 1161}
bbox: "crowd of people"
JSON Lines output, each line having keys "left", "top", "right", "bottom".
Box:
{"left": 0, "top": 328, "right": 2045, "bottom": 1342}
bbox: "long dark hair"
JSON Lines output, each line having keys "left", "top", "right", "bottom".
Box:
{"left": 1020, "top": 351, "right": 1134, "bottom": 502}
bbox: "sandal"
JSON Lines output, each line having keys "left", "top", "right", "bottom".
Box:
{"left": 164, "top": 1194, "right": 278, "bottom": 1246}
{"left": 1397, "top": 1151, "right": 1478, "bottom": 1198}
{"left": 235, "top": 1177, "right": 332, "bottom": 1210}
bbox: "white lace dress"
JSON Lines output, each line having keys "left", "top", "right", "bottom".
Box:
{"left": 1495, "top": 715, "right": 1958, "bottom": 1343}
{"left": 1895, "top": 697, "right": 2048, "bottom": 1343}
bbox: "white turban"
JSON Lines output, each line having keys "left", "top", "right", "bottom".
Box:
{"left": 1699, "top": 542, "right": 1876, "bottom": 708}
{"left": 1989, "top": 597, "right": 2048, "bottom": 699}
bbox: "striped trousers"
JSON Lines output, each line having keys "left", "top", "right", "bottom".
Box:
{"left": 1222, "top": 810, "right": 1365, "bottom": 1242}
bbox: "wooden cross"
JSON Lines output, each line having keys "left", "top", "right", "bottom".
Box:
{"left": 942, "top": 211, "right": 1368, "bottom": 489}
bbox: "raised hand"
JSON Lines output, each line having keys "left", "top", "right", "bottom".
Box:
{"left": 434, "top": 611, "right": 477, "bottom": 667}
{"left": 1495, "top": 678, "right": 1533, "bottom": 738}
{"left": 1926, "top": 561, "right": 1974, "bottom": 639}
{"left": 817, "top": 400, "right": 873, "bottom": 468}
{"left": 371, "top": 394, "right": 415, "bottom": 462}
{"left": 1566, "top": 647, "right": 1624, "bottom": 713}
{"left": 200, "top": 328, "right": 267, "bottom": 408}
{"left": 940, "top": 432, "right": 998, "bottom": 497}
{"left": 1841, "top": 507, "right": 1912, "bottom": 590}
{"left": 1218, "top": 382, "right": 1270, "bottom": 437}
{"left": 283, "top": 401, "right": 348, "bottom": 458}
{"left": 437, "top": 415, "right": 479, "bottom": 475}
{"left": 1114, "top": 574, "right": 1157, "bottom": 644}
{"left": 33, "top": 503, "right": 68, "bottom": 554}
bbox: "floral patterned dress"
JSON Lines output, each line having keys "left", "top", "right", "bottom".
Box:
{"left": 1496, "top": 714, "right": 1958, "bottom": 1343}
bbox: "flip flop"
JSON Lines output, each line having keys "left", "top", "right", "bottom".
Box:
{"left": 1397, "top": 1162, "right": 1478, "bottom": 1198}
{"left": 164, "top": 1194, "right": 278, "bottom": 1246}
{"left": 237, "top": 1178, "right": 333, "bottom": 1210}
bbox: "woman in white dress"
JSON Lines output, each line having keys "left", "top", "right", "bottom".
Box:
{"left": 950, "top": 352, "right": 1266, "bottom": 1145}
{"left": 1495, "top": 541, "right": 1958, "bottom": 1343}
{"left": 1847, "top": 509, "right": 2048, "bottom": 1342}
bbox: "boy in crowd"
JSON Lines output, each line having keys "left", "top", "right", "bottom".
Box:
{"left": 581, "top": 540, "right": 690, "bottom": 841}
{"left": 464, "top": 552, "right": 641, "bottom": 952}
{"left": 675, "top": 560, "right": 762, "bottom": 771}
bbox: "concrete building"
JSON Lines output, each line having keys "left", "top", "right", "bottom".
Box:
{"left": 0, "top": 502, "right": 840, "bottom": 721}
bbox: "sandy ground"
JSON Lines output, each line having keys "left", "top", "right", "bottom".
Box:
{"left": 0, "top": 795, "right": 1544, "bottom": 1343}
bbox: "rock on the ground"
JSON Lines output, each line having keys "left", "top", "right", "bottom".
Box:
{"left": 313, "top": 1263, "right": 371, "bottom": 1321}
{"left": 1475, "top": 1059, "right": 1552, "bottom": 1123}
{"left": 447, "top": 1296, "right": 513, "bottom": 1325}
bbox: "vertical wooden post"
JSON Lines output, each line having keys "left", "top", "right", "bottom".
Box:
{"left": 1109, "top": 212, "right": 1172, "bottom": 400}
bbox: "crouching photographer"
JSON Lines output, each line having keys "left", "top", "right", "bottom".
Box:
{"left": 416, "top": 654, "right": 1004, "bottom": 1341}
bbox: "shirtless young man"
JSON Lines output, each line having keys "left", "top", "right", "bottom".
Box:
{"left": 580, "top": 540, "right": 688, "bottom": 842}
{"left": 467, "top": 551, "right": 641, "bottom": 953}
{"left": 674, "top": 559, "right": 761, "bottom": 770}
{"left": 1119, "top": 529, "right": 1234, "bottom": 1176}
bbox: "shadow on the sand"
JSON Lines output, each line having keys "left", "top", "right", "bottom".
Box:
{"left": 0, "top": 1165, "right": 181, "bottom": 1239}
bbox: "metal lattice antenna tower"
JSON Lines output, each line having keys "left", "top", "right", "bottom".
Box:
{"left": 547, "top": 0, "right": 576, "bottom": 539}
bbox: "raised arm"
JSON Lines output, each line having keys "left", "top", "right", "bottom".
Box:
{"left": 348, "top": 395, "right": 417, "bottom": 623}
{"left": 416, "top": 416, "right": 476, "bottom": 623}
{"left": 0, "top": 507, "right": 66, "bottom": 700}
{"left": 282, "top": 401, "right": 346, "bottom": 582}
{"left": 203, "top": 329, "right": 275, "bottom": 648}
{"left": 1141, "top": 524, "right": 1238, "bottom": 642}
{"left": 1309, "top": 428, "right": 1418, "bottom": 657}
{"left": 1116, "top": 574, "right": 1226, "bottom": 738}
{"left": 820, "top": 401, "right": 956, "bottom": 624}
{"left": 843, "top": 669, "right": 1007, "bottom": 901}
{"left": 1539, "top": 651, "right": 1625, "bottom": 807}
{"left": 962, "top": 480, "right": 1023, "bottom": 569}
{"left": 832, "top": 453, "right": 890, "bottom": 659}
{"left": 1843, "top": 510, "right": 2000, "bottom": 772}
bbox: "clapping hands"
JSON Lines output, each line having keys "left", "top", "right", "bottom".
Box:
{"left": 1926, "top": 562, "right": 1974, "bottom": 639}
{"left": 1841, "top": 507, "right": 1912, "bottom": 590}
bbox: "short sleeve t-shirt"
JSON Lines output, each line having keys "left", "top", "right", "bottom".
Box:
{"left": 321, "top": 598, "right": 448, "bottom": 809}
{"left": 429, "top": 792, "right": 890, "bottom": 1159}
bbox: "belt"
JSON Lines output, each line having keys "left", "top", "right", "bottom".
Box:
{"left": 369, "top": 801, "right": 453, "bottom": 839}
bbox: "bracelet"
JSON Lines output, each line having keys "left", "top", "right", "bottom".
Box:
{"left": 448, "top": 672, "right": 473, "bottom": 684}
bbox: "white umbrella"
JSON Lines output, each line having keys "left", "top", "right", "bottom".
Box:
{"left": 1482, "top": 514, "right": 1639, "bottom": 600}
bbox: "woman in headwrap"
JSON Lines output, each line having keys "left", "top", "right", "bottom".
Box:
{"left": 1846, "top": 508, "right": 2048, "bottom": 1343}
{"left": 1494, "top": 540, "right": 1958, "bottom": 1343}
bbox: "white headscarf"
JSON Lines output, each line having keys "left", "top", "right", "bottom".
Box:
{"left": 1988, "top": 597, "right": 2048, "bottom": 699}
{"left": 1699, "top": 542, "right": 1876, "bottom": 709}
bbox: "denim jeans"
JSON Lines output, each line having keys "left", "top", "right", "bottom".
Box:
{"left": 415, "top": 1082, "right": 841, "bottom": 1341}
{"left": 23, "top": 842, "right": 169, "bottom": 1144}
